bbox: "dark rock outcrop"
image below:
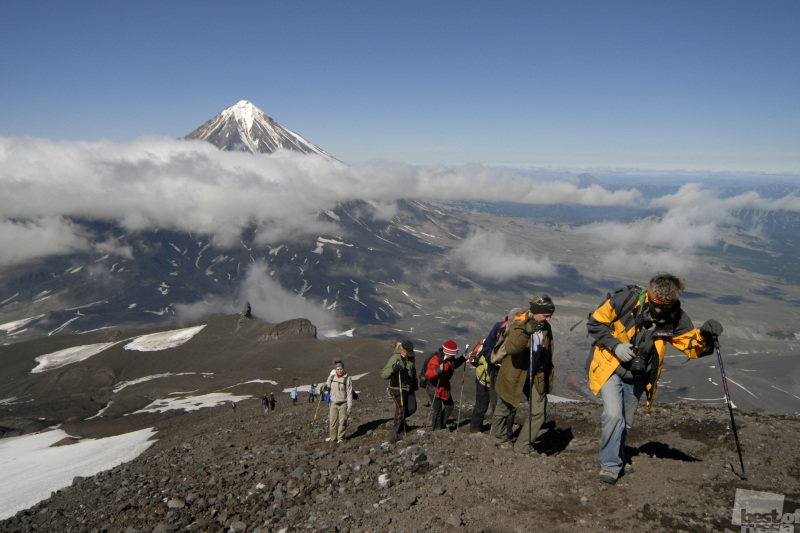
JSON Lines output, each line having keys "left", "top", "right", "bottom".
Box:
{"left": 258, "top": 318, "right": 317, "bottom": 342}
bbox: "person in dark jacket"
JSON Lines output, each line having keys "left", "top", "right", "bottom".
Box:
{"left": 425, "top": 340, "right": 466, "bottom": 430}
{"left": 587, "top": 274, "right": 722, "bottom": 484}
{"left": 470, "top": 308, "right": 522, "bottom": 434}
{"left": 380, "top": 340, "right": 418, "bottom": 442}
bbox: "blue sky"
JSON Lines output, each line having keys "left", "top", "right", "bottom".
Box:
{"left": 2, "top": 0, "right": 798, "bottom": 172}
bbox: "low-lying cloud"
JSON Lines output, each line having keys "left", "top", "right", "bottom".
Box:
{"left": 1, "top": 136, "right": 798, "bottom": 285}
{"left": 448, "top": 229, "right": 557, "bottom": 281}
{"left": 175, "top": 261, "right": 340, "bottom": 333}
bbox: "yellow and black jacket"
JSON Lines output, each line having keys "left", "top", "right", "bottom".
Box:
{"left": 587, "top": 288, "right": 712, "bottom": 407}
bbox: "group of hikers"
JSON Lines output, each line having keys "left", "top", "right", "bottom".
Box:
{"left": 264, "top": 273, "right": 724, "bottom": 486}
{"left": 260, "top": 391, "right": 276, "bottom": 414}
{"left": 381, "top": 273, "right": 723, "bottom": 485}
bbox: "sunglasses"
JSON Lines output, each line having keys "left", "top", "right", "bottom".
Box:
{"left": 646, "top": 289, "right": 675, "bottom": 307}
{"left": 534, "top": 297, "right": 552, "bottom": 305}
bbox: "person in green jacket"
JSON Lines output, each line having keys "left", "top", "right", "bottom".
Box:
{"left": 491, "top": 295, "right": 556, "bottom": 455}
{"left": 381, "top": 340, "right": 418, "bottom": 442}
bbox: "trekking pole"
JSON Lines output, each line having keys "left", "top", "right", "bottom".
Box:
{"left": 529, "top": 334, "right": 534, "bottom": 446}
{"left": 456, "top": 343, "right": 469, "bottom": 431}
{"left": 398, "top": 368, "right": 406, "bottom": 438}
{"left": 313, "top": 385, "right": 323, "bottom": 422}
{"left": 714, "top": 338, "right": 747, "bottom": 480}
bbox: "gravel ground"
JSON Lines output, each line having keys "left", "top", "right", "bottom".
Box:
{"left": 2, "top": 390, "right": 797, "bottom": 533}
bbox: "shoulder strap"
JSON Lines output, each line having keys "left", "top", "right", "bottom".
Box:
{"left": 618, "top": 288, "right": 645, "bottom": 319}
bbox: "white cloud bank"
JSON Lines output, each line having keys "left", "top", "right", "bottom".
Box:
{"left": 0, "top": 137, "right": 641, "bottom": 268}
{"left": 1, "top": 136, "right": 798, "bottom": 284}
{"left": 448, "top": 228, "right": 557, "bottom": 281}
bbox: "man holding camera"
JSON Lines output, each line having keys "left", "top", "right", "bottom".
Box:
{"left": 587, "top": 273, "right": 723, "bottom": 484}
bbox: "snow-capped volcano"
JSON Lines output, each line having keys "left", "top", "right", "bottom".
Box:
{"left": 184, "top": 100, "right": 333, "bottom": 158}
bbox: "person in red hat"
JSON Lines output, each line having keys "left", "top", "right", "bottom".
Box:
{"left": 425, "top": 340, "right": 466, "bottom": 430}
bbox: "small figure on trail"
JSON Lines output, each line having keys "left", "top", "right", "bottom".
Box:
{"left": 324, "top": 359, "right": 354, "bottom": 443}
{"left": 309, "top": 383, "right": 318, "bottom": 403}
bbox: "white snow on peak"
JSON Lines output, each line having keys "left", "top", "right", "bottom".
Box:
{"left": 232, "top": 100, "right": 258, "bottom": 133}
{"left": 124, "top": 325, "right": 206, "bottom": 352}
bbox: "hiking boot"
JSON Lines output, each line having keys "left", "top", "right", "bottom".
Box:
{"left": 324, "top": 437, "right": 333, "bottom": 442}
{"left": 598, "top": 469, "right": 618, "bottom": 484}
{"left": 496, "top": 442, "right": 512, "bottom": 450}
{"left": 623, "top": 464, "right": 634, "bottom": 475}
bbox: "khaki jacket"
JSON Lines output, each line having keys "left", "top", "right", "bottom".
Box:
{"left": 495, "top": 313, "right": 554, "bottom": 405}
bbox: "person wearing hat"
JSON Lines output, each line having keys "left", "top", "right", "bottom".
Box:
{"left": 587, "top": 274, "right": 723, "bottom": 484}
{"left": 491, "top": 295, "right": 556, "bottom": 454}
{"left": 380, "top": 340, "right": 419, "bottom": 442}
{"left": 425, "top": 340, "right": 467, "bottom": 430}
{"left": 325, "top": 358, "right": 354, "bottom": 443}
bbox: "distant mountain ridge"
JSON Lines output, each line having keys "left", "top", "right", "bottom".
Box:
{"left": 184, "top": 100, "right": 334, "bottom": 159}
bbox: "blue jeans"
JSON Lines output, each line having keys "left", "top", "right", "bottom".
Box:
{"left": 599, "top": 373, "right": 644, "bottom": 474}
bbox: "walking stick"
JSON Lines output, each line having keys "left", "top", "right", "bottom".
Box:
{"left": 398, "top": 367, "right": 406, "bottom": 437}
{"left": 528, "top": 334, "right": 534, "bottom": 447}
{"left": 714, "top": 338, "right": 747, "bottom": 480}
{"left": 456, "top": 344, "right": 469, "bottom": 431}
{"left": 313, "top": 385, "right": 323, "bottom": 422}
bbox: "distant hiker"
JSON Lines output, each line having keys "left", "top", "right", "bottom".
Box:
{"left": 262, "top": 393, "right": 269, "bottom": 415}
{"left": 425, "top": 340, "right": 466, "bottom": 430}
{"left": 325, "top": 359, "right": 354, "bottom": 443}
{"left": 470, "top": 308, "right": 522, "bottom": 434}
{"left": 291, "top": 387, "right": 298, "bottom": 405}
{"left": 381, "top": 340, "right": 418, "bottom": 443}
{"left": 309, "top": 383, "right": 318, "bottom": 403}
{"left": 491, "top": 296, "right": 555, "bottom": 455}
{"left": 270, "top": 392, "right": 276, "bottom": 410}
{"left": 587, "top": 274, "right": 723, "bottom": 484}
{"left": 231, "top": 401, "right": 237, "bottom": 412}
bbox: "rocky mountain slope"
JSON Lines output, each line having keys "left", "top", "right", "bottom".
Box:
{"left": 1, "top": 311, "right": 798, "bottom": 531}
{"left": 2, "top": 383, "right": 797, "bottom": 532}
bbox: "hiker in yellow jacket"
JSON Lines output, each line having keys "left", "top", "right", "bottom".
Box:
{"left": 587, "top": 273, "right": 723, "bottom": 484}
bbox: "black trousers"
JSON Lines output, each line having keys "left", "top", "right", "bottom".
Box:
{"left": 389, "top": 388, "right": 417, "bottom": 434}
{"left": 470, "top": 377, "right": 491, "bottom": 432}
{"left": 431, "top": 396, "right": 454, "bottom": 430}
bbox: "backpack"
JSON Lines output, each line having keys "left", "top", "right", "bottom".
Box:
{"left": 489, "top": 318, "right": 512, "bottom": 365}
{"left": 418, "top": 352, "right": 437, "bottom": 389}
{"left": 583, "top": 284, "right": 645, "bottom": 373}
{"left": 468, "top": 340, "right": 484, "bottom": 365}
